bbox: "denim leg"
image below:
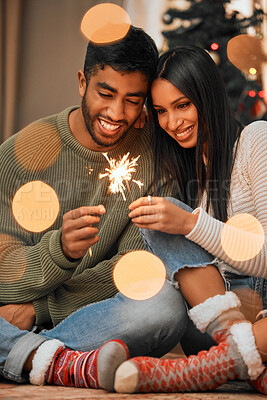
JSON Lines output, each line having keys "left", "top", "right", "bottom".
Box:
{"left": 140, "top": 197, "right": 217, "bottom": 285}
{"left": 1, "top": 281, "right": 188, "bottom": 383}
{"left": 41, "top": 281, "right": 188, "bottom": 357}
{"left": 0, "top": 317, "right": 47, "bottom": 383}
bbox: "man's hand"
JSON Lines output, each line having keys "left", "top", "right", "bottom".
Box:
{"left": 61, "top": 205, "right": 106, "bottom": 259}
{"left": 0, "top": 303, "right": 36, "bottom": 330}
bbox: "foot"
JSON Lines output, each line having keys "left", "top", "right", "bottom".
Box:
{"left": 30, "top": 338, "right": 129, "bottom": 391}
{"left": 97, "top": 340, "right": 130, "bottom": 391}
{"left": 114, "top": 328, "right": 264, "bottom": 394}
{"left": 249, "top": 364, "right": 267, "bottom": 395}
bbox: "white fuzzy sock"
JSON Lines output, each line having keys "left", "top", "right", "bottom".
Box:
{"left": 29, "top": 339, "right": 64, "bottom": 385}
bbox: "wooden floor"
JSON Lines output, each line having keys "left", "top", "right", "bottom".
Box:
{"left": 0, "top": 378, "right": 265, "bottom": 400}
{"left": 0, "top": 346, "right": 265, "bottom": 399}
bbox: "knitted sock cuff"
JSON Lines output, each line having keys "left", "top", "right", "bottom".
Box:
{"left": 230, "top": 322, "right": 265, "bottom": 380}
{"left": 189, "top": 291, "right": 241, "bottom": 332}
{"left": 29, "top": 339, "right": 64, "bottom": 385}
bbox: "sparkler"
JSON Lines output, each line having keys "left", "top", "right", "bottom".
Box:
{"left": 99, "top": 152, "right": 143, "bottom": 201}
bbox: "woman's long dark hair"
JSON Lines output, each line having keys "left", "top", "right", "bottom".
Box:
{"left": 148, "top": 46, "right": 243, "bottom": 222}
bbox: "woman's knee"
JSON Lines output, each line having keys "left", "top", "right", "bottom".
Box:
{"left": 165, "top": 197, "right": 193, "bottom": 213}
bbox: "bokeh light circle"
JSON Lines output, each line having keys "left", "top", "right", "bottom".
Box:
{"left": 81, "top": 3, "right": 131, "bottom": 45}
{"left": 227, "top": 34, "right": 266, "bottom": 75}
{"left": 12, "top": 181, "right": 60, "bottom": 232}
{"left": 14, "top": 122, "right": 61, "bottom": 172}
{"left": 113, "top": 250, "right": 166, "bottom": 300}
{"left": 221, "top": 213, "right": 265, "bottom": 261}
{"left": 0, "top": 234, "right": 27, "bottom": 282}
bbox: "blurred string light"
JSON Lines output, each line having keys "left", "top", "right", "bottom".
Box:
{"left": 221, "top": 213, "right": 265, "bottom": 262}
{"left": 249, "top": 90, "right": 257, "bottom": 97}
{"left": 210, "top": 42, "right": 219, "bottom": 51}
{"left": 12, "top": 181, "right": 60, "bottom": 233}
{"left": 81, "top": 3, "right": 131, "bottom": 45}
{"left": 113, "top": 250, "right": 166, "bottom": 300}
{"left": 249, "top": 67, "right": 257, "bottom": 75}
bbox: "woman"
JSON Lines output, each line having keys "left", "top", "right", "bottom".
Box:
{"left": 113, "top": 45, "right": 267, "bottom": 394}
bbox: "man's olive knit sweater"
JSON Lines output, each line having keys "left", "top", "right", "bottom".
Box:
{"left": 0, "top": 107, "right": 170, "bottom": 327}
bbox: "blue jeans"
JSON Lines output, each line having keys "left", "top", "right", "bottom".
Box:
{"left": 141, "top": 197, "right": 267, "bottom": 357}
{"left": 1, "top": 281, "right": 187, "bottom": 383}
{"left": 140, "top": 198, "right": 218, "bottom": 284}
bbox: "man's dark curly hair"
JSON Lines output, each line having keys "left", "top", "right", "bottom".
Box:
{"left": 83, "top": 26, "right": 158, "bottom": 86}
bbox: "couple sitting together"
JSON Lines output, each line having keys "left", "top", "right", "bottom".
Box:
{"left": 0, "top": 25, "right": 266, "bottom": 395}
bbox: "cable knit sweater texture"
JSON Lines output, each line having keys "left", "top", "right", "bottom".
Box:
{"left": 186, "top": 121, "right": 267, "bottom": 279}
{"left": 0, "top": 107, "right": 171, "bottom": 327}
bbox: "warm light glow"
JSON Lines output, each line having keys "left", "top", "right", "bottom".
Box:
{"left": 259, "top": 90, "right": 265, "bottom": 98}
{"left": 0, "top": 234, "right": 27, "bottom": 282}
{"left": 14, "top": 122, "right": 61, "bottom": 172}
{"left": 211, "top": 42, "right": 219, "bottom": 51}
{"left": 113, "top": 250, "right": 166, "bottom": 300}
{"left": 81, "top": 3, "right": 131, "bottom": 45}
{"left": 227, "top": 34, "right": 264, "bottom": 76}
{"left": 221, "top": 213, "right": 265, "bottom": 261}
{"left": 12, "top": 181, "right": 60, "bottom": 232}
{"left": 99, "top": 152, "right": 142, "bottom": 201}
{"left": 249, "top": 67, "right": 257, "bottom": 75}
{"left": 249, "top": 90, "right": 257, "bottom": 97}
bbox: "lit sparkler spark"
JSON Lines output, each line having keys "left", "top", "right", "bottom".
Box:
{"left": 99, "top": 152, "right": 143, "bottom": 201}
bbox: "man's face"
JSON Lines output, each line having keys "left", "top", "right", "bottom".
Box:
{"left": 80, "top": 66, "right": 148, "bottom": 151}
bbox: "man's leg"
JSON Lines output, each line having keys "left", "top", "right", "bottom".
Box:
{"left": 40, "top": 281, "right": 186, "bottom": 357}
{"left": 2, "top": 281, "right": 188, "bottom": 386}
{"left": 0, "top": 317, "right": 47, "bottom": 382}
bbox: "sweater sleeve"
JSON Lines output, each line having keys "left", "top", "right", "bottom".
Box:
{"left": 0, "top": 152, "right": 81, "bottom": 324}
{"left": 186, "top": 122, "right": 267, "bottom": 278}
{"left": 37, "top": 219, "right": 145, "bottom": 326}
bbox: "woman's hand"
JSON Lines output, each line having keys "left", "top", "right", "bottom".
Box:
{"left": 133, "top": 105, "right": 149, "bottom": 128}
{"left": 129, "top": 197, "right": 198, "bottom": 236}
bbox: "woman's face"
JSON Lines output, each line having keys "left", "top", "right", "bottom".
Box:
{"left": 151, "top": 78, "right": 198, "bottom": 149}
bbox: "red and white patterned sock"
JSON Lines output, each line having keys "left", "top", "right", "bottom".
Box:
{"left": 114, "top": 325, "right": 263, "bottom": 394}
{"left": 29, "top": 339, "right": 129, "bottom": 391}
{"left": 249, "top": 364, "right": 267, "bottom": 395}
{"left": 189, "top": 292, "right": 245, "bottom": 342}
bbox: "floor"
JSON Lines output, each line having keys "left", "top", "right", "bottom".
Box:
{"left": 0, "top": 378, "right": 264, "bottom": 400}
{"left": 0, "top": 346, "right": 264, "bottom": 400}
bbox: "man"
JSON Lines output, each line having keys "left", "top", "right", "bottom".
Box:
{"left": 0, "top": 26, "right": 187, "bottom": 389}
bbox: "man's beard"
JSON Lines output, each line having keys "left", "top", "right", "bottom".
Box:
{"left": 82, "top": 95, "right": 131, "bottom": 148}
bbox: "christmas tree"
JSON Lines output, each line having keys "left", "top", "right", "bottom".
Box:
{"left": 161, "top": 0, "right": 266, "bottom": 124}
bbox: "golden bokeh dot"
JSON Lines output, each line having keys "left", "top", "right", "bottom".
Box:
{"left": 12, "top": 181, "right": 60, "bottom": 233}
{"left": 0, "top": 234, "right": 27, "bottom": 283}
{"left": 221, "top": 213, "right": 265, "bottom": 261}
{"left": 227, "top": 34, "right": 265, "bottom": 75}
{"left": 14, "top": 121, "right": 61, "bottom": 172}
{"left": 113, "top": 250, "right": 166, "bottom": 300}
{"left": 81, "top": 3, "right": 131, "bottom": 45}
